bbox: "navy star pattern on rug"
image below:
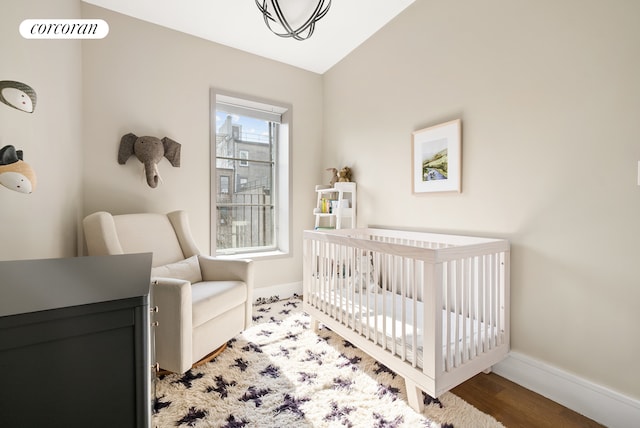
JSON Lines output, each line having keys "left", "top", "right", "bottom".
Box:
{"left": 152, "top": 296, "right": 504, "bottom": 428}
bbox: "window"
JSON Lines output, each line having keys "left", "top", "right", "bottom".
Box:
{"left": 211, "top": 90, "right": 291, "bottom": 256}
{"left": 239, "top": 150, "right": 249, "bottom": 167}
{"left": 220, "top": 175, "right": 230, "bottom": 194}
{"left": 238, "top": 177, "right": 248, "bottom": 192}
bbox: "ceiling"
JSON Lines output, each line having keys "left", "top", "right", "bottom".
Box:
{"left": 82, "top": 0, "right": 415, "bottom": 74}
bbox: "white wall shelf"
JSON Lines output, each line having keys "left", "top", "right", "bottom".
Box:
{"left": 313, "top": 182, "right": 356, "bottom": 229}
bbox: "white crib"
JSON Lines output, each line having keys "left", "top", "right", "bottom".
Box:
{"left": 303, "top": 228, "right": 510, "bottom": 412}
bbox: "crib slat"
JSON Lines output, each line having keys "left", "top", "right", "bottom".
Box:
{"left": 332, "top": 243, "right": 337, "bottom": 322}
{"left": 390, "top": 255, "right": 397, "bottom": 357}
{"left": 328, "top": 242, "right": 333, "bottom": 317}
{"left": 368, "top": 250, "right": 373, "bottom": 343}
{"left": 482, "top": 254, "right": 486, "bottom": 348}
{"left": 401, "top": 257, "right": 408, "bottom": 362}
{"left": 337, "top": 243, "right": 342, "bottom": 323}
{"left": 318, "top": 241, "right": 324, "bottom": 311}
{"left": 453, "top": 260, "right": 462, "bottom": 368}
{"left": 307, "top": 238, "right": 312, "bottom": 306}
{"left": 484, "top": 253, "right": 491, "bottom": 352}
{"left": 373, "top": 251, "right": 379, "bottom": 346}
{"left": 330, "top": 245, "right": 334, "bottom": 317}
{"left": 478, "top": 255, "right": 487, "bottom": 354}
{"left": 335, "top": 243, "right": 340, "bottom": 323}
{"left": 318, "top": 240, "right": 323, "bottom": 311}
{"left": 338, "top": 243, "right": 344, "bottom": 325}
{"left": 328, "top": 242, "right": 332, "bottom": 313}
{"left": 468, "top": 257, "right": 473, "bottom": 360}
{"left": 485, "top": 254, "right": 496, "bottom": 350}
{"left": 349, "top": 245, "right": 355, "bottom": 331}
{"left": 317, "top": 239, "right": 322, "bottom": 309}
{"left": 492, "top": 252, "right": 498, "bottom": 348}
{"left": 412, "top": 258, "right": 419, "bottom": 368}
{"left": 493, "top": 253, "right": 498, "bottom": 348}
{"left": 344, "top": 244, "right": 348, "bottom": 326}
{"left": 470, "top": 257, "right": 477, "bottom": 360}
{"left": 448, "top": 261, "right": 452, "bottom": 370}
{"left": 462, "top": 257, "right": 469, "bottom": 364}
{"left": 319, "top": 239, "right": 323, "bottom": 309}
{"left": 359, "top": 249, "right": 366, "bottom": 337}
{"left": 381, "top": 252, "right": 387, "bottom": 351}
{"left": 496, "top": 252, "right": 502, "bottom": 347}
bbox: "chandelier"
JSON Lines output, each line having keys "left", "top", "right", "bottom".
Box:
{"left": 255, "top": 0, "right": 331, "bottom": 41}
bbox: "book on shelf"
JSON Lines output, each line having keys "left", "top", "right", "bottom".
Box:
{"left": 320, "top": 198, "right": 339, "bottom": 214}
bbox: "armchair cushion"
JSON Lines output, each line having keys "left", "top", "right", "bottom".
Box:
{"left": 191, "top": 281, "right": 247, "bottom": 328}
{"left": 151, "top": 255, "right": 202, "bottom": 284}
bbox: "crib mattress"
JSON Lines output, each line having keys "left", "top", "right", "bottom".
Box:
{"left": 309, "top": 288, "right": 493, "bottom": 369}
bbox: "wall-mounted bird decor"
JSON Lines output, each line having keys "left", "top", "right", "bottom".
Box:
{"left": 0, "top": 145, "right": 37, "bottom": 193}
{"left": 0, "top": 80, "right": 37, "bottom": 113}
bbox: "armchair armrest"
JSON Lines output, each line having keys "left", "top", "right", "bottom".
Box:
{"left": 151, "top": 277, "right": 193, "bottom": 374}
{"left": 197, "top": 256, "right": 254, "bottom": 328}
{"left": 197, "top": 256, "right": 253, "bottom": 284}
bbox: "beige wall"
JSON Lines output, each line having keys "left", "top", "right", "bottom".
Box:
{"left": 323, "top": 0, "right": 640, "bottom": 399}
{"left": 0, "top": 0, "right": 83, "bottom": 260}
{"left": 80, "top": 4, "right": 323, "bottom": 289}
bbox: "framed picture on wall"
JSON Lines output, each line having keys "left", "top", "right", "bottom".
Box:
{"left": 412, "top": 119, "right": 461, "bottom": 194}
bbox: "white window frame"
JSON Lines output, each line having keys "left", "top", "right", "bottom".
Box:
{"left": 210, "top": 88, "right": 291, "bottom": 258}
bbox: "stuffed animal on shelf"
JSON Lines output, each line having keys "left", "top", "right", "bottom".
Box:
{"left": 118, "top": 132, "right": 181, "bottom": 188}
{"left": 326, "top": 167, "right": 338, "bottom": 187}
{"left": 0, "top": 145, "right": 37, "bottom": 193}
{"left": 337, "top": 166, "right": 352, "bottom": 182}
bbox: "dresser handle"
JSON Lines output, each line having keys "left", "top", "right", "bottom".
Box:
{"left": 150, "top": 306, "right": 159, "bottom": 313}
{"left": 151, "top": 321, "right": 159, "bottom": 327}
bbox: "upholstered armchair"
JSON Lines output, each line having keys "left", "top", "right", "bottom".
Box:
{"left": 82, "top": 210, "right": 253, "bottom": 374}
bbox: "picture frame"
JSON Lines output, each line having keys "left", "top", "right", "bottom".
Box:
{"left": 412, "top": 119, "right": 461, "bottom": 194}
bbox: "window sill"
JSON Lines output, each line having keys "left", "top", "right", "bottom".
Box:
{"left": 214, "top": 249, "right": 289, "bottom": 261}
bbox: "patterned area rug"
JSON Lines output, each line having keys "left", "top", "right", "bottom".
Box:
{"left": 153, "top": 297, "right": 504, "bottom": 427}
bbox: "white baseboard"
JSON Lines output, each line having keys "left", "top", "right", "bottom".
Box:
{"left": 493, "top": 351, "right": 640, "bottom": 428}
{"left": 253, "top": 281, "right": 302, "bottom": 303}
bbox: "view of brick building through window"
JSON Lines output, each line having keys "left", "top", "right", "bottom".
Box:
{"left": 215, "top": 112, "right": 276, "bottom": 253}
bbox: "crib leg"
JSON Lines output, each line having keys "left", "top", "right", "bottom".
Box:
{"left": 404, "top": 378, "right": 425, "bottom": 413}
{"left": 310, "top": 317, "right": 320, "bottom": 332}
{"left": 483, "top": 366, "right": 492, "bottom": 374}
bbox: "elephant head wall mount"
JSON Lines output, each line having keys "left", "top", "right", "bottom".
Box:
{"left": 118, "top": 132, "right": 181, "bottom": 188}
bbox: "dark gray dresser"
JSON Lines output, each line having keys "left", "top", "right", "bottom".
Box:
{"left": 0, "top": 253, "right": 153, "bottom": 428}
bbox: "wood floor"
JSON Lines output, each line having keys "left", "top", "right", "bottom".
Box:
{"left": 451, "top": 373, "right": 605, "bottom": 427}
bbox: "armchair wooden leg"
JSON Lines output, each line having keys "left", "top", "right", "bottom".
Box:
{"left": 156, "top": 342, "right": 228, "bottom": 376}
{"left": 193, "top": 343, "right": 228, "bottom": 368}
